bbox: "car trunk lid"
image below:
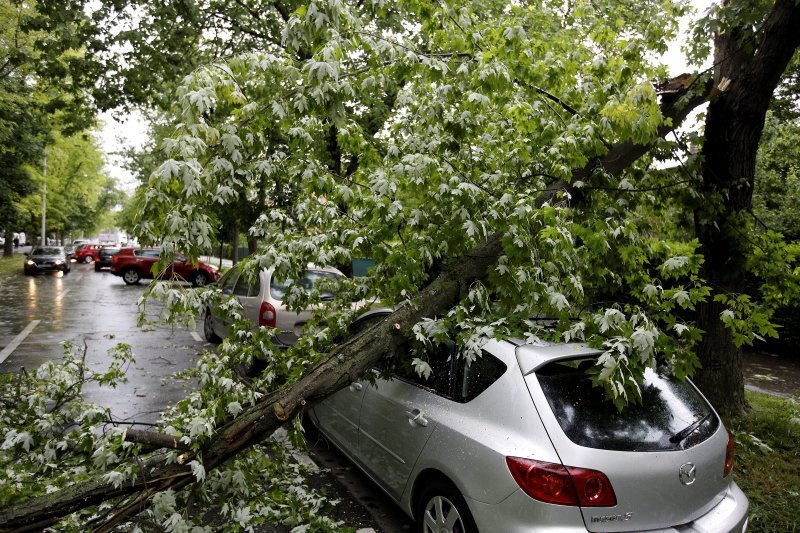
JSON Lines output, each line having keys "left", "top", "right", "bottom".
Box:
{"left": 518, "top": 348, "right": 732, "bottom": 532}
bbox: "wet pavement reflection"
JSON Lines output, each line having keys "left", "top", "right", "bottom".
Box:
{"left": 1, "top": 259, "right": 207, "bottom": 424}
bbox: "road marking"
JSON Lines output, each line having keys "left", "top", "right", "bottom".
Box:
{"left": 0, "top": 320, "right": 41, "bottom": 364}
{"left": 190, "top": 331, "right": 203, "bottom": 342}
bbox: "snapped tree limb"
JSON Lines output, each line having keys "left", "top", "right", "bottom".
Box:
{"left": 0, "top": 80, "right": 710, "bottom": 533}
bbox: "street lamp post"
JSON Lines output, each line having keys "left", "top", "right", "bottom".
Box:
{"left": 41, "top": 155, "right": 46, "bottom": 245}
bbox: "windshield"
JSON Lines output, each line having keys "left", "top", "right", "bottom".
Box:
{"left": 31, "top": 247, "right": 62, "bottom": 256}
{"left": 536, "top": 358, "right": 718, "bottom": 451}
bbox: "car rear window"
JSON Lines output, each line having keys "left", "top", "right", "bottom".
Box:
{"left": 270, "top": 270, "right": 341, "bottom": 300}
{"left": 536, "top": 359, "right": 718, "bottom": 451}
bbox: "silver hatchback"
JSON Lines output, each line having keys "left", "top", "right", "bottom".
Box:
{"left": 308, "top": 310, "right": 749, "bottom": 533}
{"left": 203, "top": 264, "right": 344, "bottom": 346}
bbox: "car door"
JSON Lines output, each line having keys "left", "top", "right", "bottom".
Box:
{"left": 211, "top": 268, "right": 241, "bottom": 334}
{"left": 311, "top": 311, "right": 390, "bottom": 462}
{"left": 356, "top": 343, "right": 455, "bottom": 500}
{"left": 135, "top": 249, "right": 160, "bottom": 277}
{"left": 232, "top": 269, "right": 261, "bottom": 325}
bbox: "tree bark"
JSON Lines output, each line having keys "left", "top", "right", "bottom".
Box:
{"left": 694, "top": 0, "right": 800, "bottom": 416}
{"left": 0, "top": 87, "right": 709, "bottom": 532}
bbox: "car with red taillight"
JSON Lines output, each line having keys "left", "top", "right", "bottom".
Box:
{"left": 305, "top": 309, "right": 749, "bottom": 533}
{"left": 110, "top": 247, "right": 219, "bottom": 287}
{"left": 203, "top": 264, "right": 344, "bottom": 345}
{"left": 73, "top": 243, "right": 103, "bottom": 263}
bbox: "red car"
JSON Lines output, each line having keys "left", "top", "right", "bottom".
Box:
{"left": 73, "top": 243, "right": 103, "bottom": 263}
{"left": 110, "top": 248, "right": 220, "bottom": 287}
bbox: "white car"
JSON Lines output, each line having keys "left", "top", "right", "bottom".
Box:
{"left": 307, "top": 309, "right": 750, "bottom": 533}
{"left": 204, "top": 264, "right": 345, "bottom": 346}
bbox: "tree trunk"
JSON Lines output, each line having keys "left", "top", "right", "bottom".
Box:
{"left": 2, "top": 229, "right": 12, "bottom": 257}
{"left": 694, "top": 0, "right": 800, "bottom": 416}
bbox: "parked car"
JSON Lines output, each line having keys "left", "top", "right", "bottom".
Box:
{"left": 94, "top": 246, "right": 120, "bottom": 271}
{"left": 73, "top": 243, "right": 103, "bottom": 263}
{"left": 24, "top": 246, "right": 71, "bottom": 275}
{"left": 110, "top": 248, "right": 219, "bottom": 287}
{"left": 203, "top": 264, "right": 344, "bottom": 345}
{"left": 306, "top": 309, "right": 749, "bottom": 533}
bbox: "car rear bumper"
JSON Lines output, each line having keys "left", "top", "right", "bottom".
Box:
{"left": 465, "top": 481, "right": 748, "bottom": 533}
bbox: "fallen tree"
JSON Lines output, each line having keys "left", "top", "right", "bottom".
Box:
{"left": 0, "top": 82, "right": 710, "bottom": 532}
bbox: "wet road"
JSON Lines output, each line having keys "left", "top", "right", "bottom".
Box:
{"left": 0, "top": 259, "right": 204, "bottom": 423}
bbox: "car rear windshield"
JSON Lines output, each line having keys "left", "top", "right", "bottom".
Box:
{"left": 270, "top": 270, "right": 341, "bottom": 300}
{"left": 536, "top": 358, "right": 718, "bottom": 452}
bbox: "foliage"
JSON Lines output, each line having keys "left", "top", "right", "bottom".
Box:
{"left": 14, "top": 132, "right": 122, "bottom": 240}
{"left": 139, "top": 0, "right": 705, "bottom": 413}
{"left": 0, "top": 0, "right": 115, "bottom": 243}
{"left": 753, "top": 113, "right": 800, "bottom": 241}
{"left": 729, "top": 391, "right": 800, "bottom": 533}
{"left": 0, "top": 342, "right": 135, "bottom": 508}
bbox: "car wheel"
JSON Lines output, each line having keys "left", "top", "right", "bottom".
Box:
{"left": 23, "top": 269, "right": 32, "bottom": 276}
{"left": 94, "top": 264, "right": 101, "bottom": 272}
{"left": 203, "top": 309, "right": 222, "bottom": 343}
{"left": 122, "top": 268, "right": 141, "bottom": 285}
{"left": 417, "top": 481, "right": 478, "bottom": 533}
{"left": 193, "top": 271, "right": 209, "bottom": 287}
{"left": 84, "top": 255, "right": 94, "bottom": 263}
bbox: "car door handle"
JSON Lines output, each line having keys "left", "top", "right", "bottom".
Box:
{"left": 405, "top": 409, "right": 428, "bottom": 427}
{"left": 349, "top": 382, "right": 363, "bottom": 392}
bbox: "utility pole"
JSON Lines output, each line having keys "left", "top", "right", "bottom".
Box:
{"left": 41, "top": 155, "right": 46, "bottom": 245}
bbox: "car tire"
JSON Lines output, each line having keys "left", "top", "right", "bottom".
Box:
{"left": 84, "top": 256, "right": 94, "bottom": 263}
{"left": 193, "top": 271, "right": 209, "bottom": 287}
{"left": 23, "top": 269, "right": 32, "bottom": 276}
{"left": 416, "top": 480, "right": 478, "bottom": 533}
{"left": 122, "top": 268, "right": 141, "bottom": 285}
{"left": 203, "top": 309, "right": 222, "bottom": 343}
{"left": 94, "top": 264, "right": 101, "bottom": 272}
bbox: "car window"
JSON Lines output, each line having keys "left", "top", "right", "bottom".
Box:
{"left": 270, "top": 270, "right": 341, "bottom": 300}
{"left": 455, "top": 352, "right": 507, "bottom": 403}
{"left": 135, "top": 249, "right": 160, "bottom": 258}
{"left": 394, "top": 342, "right": 455, "bottom": 398}
{"left": 232, "top": 275, "right": 251, "bottom": 297}
{"left": 536, "top": 358, "right": 719, "bottom": 452}
{"left": 247, "top": 276, "right": 261, "bottom": 298}
{"left": 219, "top": 268, "right": 241, "bottom": 295}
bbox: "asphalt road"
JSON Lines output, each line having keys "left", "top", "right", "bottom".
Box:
{"left": 0, "top": 258, "right": 203, "bottom": 423}
{"left": 0, "top": 254, "right": 411, "bottom": 532}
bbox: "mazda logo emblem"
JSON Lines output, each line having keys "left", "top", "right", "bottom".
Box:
{"left": 678, "top": 462, "right": 696, "bottom": 485}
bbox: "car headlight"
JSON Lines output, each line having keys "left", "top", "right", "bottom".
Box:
{"left": 26, "top": 260, "right": 34, "bottom": 266}
{"left": 54, "top": 260, "right": 63, "bottom": 265}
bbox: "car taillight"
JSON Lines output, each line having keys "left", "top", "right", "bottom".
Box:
{"left": 506, "top": 457, "right": 617, "bottom": 507}
{"left": 723, "top": 431, "right": 735, "bottom": 477}
{"left": 259, "top": 301, "right": 277, "bottom": 328}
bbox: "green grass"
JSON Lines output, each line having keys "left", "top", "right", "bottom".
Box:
{"left": 729, "top": 391, "right": 800, "bottom": 533}
{"left": 0, "top": 254, "right": 23, "bottom": 276}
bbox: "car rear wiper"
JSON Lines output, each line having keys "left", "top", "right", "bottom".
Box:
{"left": 669, "top": 412, "right": 713, "bottom": 444}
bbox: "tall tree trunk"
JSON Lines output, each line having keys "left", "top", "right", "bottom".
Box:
{"left": 2, "top": 228, "right": 12, "bottom": 257}
{"left": 694, "top": 0, "right": 800, "bottom": 416}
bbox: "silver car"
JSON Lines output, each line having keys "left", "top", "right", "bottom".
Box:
{"left": 308, "top": 310, "right": 749, "bottom": 533}
{"left": 203, "top": 264, "right": 344, "bottom": 346}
